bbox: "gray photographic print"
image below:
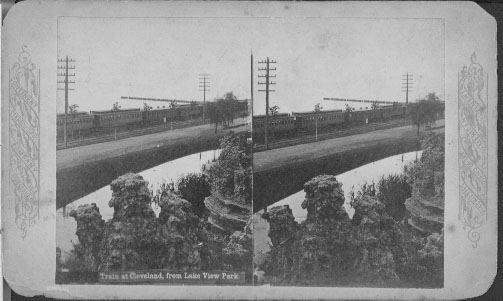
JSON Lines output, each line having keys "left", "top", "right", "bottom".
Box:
{"left": 53, "top": 13, "right": 448, "bottom": 289}
{"left": 252, "top": 18, "right": 445, "bottom": 288}
{"left": 55, "top": 17, "right": 253, "bottom": 285}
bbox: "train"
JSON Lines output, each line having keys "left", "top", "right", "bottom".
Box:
{"left": 252, "top": 105, "right": 414, "bottom": 140}
{"left": 57, "top": 101, "right": 249, "bottom": 139}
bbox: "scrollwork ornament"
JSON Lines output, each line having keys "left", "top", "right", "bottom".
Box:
{"left": 9, "top": 45, "right": 40, "bottom": 238}
{"left": 458, "top": 53, "right": 488, "bottom": 248}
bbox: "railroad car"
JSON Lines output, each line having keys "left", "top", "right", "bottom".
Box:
{"left": 368, "top": 108, "right": 383, "bottom": 121}
{"left": 177, "top": 104, "right": 203, "bottom": 120}
{"left": 251, "top": 103, "right": 429, "bottom": 141}
{"left": 381, "top": 106, "right": 403, "bottom": 119}
{"left": 143, "top": 108, "right": 178, "bottom": 124}
{"left": 347, "top": 109, "right": 367, "bottom": 123}
{"left": 292, "top": 110, "right": 345, "bottom": 131}
{"left": 57, "top": 112, "right": 94, "bottom": 138}
{"left": 91, "top": 108, "right": 142, "bottom": 128}
{"left": 253, "top": 115, "right": 296, "bottom": 138}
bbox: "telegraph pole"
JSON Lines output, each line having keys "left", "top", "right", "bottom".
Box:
{"left": 258, "top": 57, "right": 276, "bottom": 150}
{"left": 402, "top": 73, "right": 413, "bottom": 104}
{"left": 251, "top": 52, "right": 254, "bottom": 120}
{"left": 199, "top": 73, "right": 210, "bottom": 123}
{"left": 57, "top": 56, "right": 76, "bottom": 148}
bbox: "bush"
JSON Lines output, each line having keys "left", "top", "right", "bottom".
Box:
{"left": 404, "top": 133, "right": 444, "bottom": 199}
{"left": 176, "top": 173, "right": 211, "bottom": 217}
{"left": 206, "top": 134, "right": 252, "bottom": 203}
{"left": 377, "top": 174, "right": 412, "bottom": 221}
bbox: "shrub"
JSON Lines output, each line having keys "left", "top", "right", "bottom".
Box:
{"left": 206, "top": 134, "right": 252, "bottom": 203}
{"left": 176, "top": 173, "right": 211, "bottom": 217}
{"left": 377, "top": 174, "right": 412, "bottom": 221}
{"left": 404, "top": 133, "right": 444, "bottom": 199}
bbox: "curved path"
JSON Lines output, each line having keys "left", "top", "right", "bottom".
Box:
{"left": 253, "top": 122, "right": 444, "bottom": 211}
{"left": 57, "top": 122, "right": 249, "bottom": 171}
{"left": 254, "top": 121, "right": 444, "bottom": 173}
{"left": 56, "top": 122, "right": 249, "bottom": 208}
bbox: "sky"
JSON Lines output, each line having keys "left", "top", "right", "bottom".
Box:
{"left": 57, "top": 17, "right": 444, "bottom": 114}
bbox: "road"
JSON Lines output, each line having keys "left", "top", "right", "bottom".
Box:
{"left": 57, "top": 122, "right": 250, "bottom": 170}
{"left": 253, "top": 122, "right": 445, "bottom": 173}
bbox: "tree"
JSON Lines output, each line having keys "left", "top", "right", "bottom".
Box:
{"left": 410, "top": 93, "right": 442, "bottom": 135}
{"left": 220, "top": 92, "right": 240, "bottom": 127}
{"left": 69, "top": 104, "right": 79, "bottom": 115}
{"left": 344, "top": 104, "right": 354, "bottom": 124}
{"left": 206, "top": 102, "right": 223, "bottom": 133}
{"left": 112, "top": 102, "right": 121, "bottom": 112}
{"left": 423, "top": 93, "right": 442, "bottom": 127}
{"left": 176, "top": 173, "right": 211, "bottom": 217}
{"left": 345, "top": 104, "right": 354, "bottom": 113}
{"left": 68, "top": 104, "right": 79, "bottom": 139}
{"left": 269, "top": 105, "right": 280, "bottom": 141}
{"left": 143, "top": 102, "right": 152, "bottom": 111}
{"left": 270, "top": 105, "right": 280, "bottom": 116}
{"left": 205, "top": 92, "right": 243, "bottom": 133}
{"left": 169, "top": 100, "right": 177, "bottom": 109}
{"left": 206, "top": 134, "right": 252, "bottom": 203}
{"left": 313, "top": 103, "right": 323, "bottom": 139}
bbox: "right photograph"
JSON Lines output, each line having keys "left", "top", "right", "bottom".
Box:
{"left": 252, "top": 18, "right": 445, "bottom": 288}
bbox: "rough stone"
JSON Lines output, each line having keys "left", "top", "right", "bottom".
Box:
{"left": 156, "top": 192, "right": 202, "bottom": 270}
{"left": 302, "top": 175, "right": 347, "bottom": 223}
{"left": 68, "top": 203, "right": 105, "bottom": 271}
{"left": 261, "top": 174, "right": 406, "bottom": 286}
{"left": 99, "top": 173, "right": 159, "bottom": 271}
{"left": 204, "top": 134, "right": 252, "bottom": 234}
{"left": 222, "top": 230, "right": 253, "bottom": 269}
{"left": 404, "top": 133, "right": 445, "bottom": 234}
{"left": 108, "top": 173, "right": 156, "bottom": 220}
{"left": 204, "top": 193, "right": 251, "bottom": 234}
{"left": 263, "top": 205, "right": 298, "bottom": 247}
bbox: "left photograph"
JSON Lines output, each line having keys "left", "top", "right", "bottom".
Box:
{"left": 55, "top": 17, "right": 252, "bottom": 285}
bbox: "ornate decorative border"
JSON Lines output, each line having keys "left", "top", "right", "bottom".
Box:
{"left": 9, "top": 46, "right": 41, "bottom": 238}
{"left": 458, "top": 53, "right": 488, "bottom": 248}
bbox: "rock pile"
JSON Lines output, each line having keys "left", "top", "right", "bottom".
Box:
{"left": 204, "top": 134, "right": 252, "bottom": 234}
{"left": 68, "top": 171, "right": 253, "bottom": 274}
{"left": 69, "top": 203, "right": 105, "bottom": 271}
{"left": 262, "top": 205, "right": 298, "bottom": 247}
{"left": 99, "top": 173, "right": 159, "bottom": 271}
{"left": 156, "top": 192, "right": 202, "bottom": 270}
{"left": 350, "top": 194, "right": 402, "bottom": 285}
{"left": 405, "top": 194, "right": 444, "bottom": 234}
{"left": 69, "top": 173, "right": 212, "bottom": 272}
{"left": 404, "top": 133, "right": 445, "bottom": 234}
{"left": 261, "top": 175, "right": 405, "bottom": 286}
{"left": 222, "top": 230, "right": 253, "bottom": 269}
{"left": 205, "top": 194, "right": 251, "bottom": 234}
{"left": 302, "top": 175, "right": 348, "bottom": 222}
